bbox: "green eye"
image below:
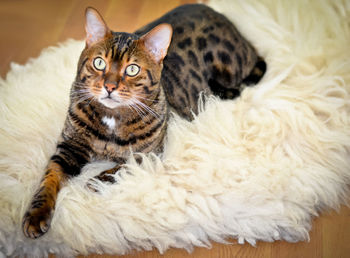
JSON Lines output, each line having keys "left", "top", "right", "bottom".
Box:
{"left": 93, "top": 57, "right": 106, "bottom": 71}
{"left": 125, "top": 64, "right": 140, "bottom": 77}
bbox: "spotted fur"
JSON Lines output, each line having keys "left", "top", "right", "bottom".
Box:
{"left": 135, "top": 4, "right": 266, "bottom": 118}
{"left": 23, "top": 4, "right": 266, "bottom": 238}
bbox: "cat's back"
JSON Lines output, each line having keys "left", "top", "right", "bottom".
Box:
{"left": 135, "top": 4, "right": 244, "bottom": 55}
{"left": 135, "top": 4, "right": 262, "bottom": 119}
{"left": 136, "top": 4, "right": 232, "bottom": 36}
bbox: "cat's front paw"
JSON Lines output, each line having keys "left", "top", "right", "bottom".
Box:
{"left": 94, "top": 171, "right": 117, "bottom": 183}
{"left": 86, "top": 165, "right": 122, "bottom": 192}
{"left": 86, "top": 172, "right": 117, "bottom": 192}
{"left": 22, "top": 206, "right": 53, "bottom": 239}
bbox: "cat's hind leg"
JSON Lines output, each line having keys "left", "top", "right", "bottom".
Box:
{"left": 207, "top": 56, "right": 266, "bottom": 99}
{"left": 241, "top": 56, "right": 267, "bottom": 85}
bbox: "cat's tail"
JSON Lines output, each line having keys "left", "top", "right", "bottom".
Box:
{"left": 242, "top": 56, "right": 267, "bottom": 85}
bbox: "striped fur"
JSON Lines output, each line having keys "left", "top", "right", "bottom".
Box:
{"left": 23, "top": 4, "right": 266, "bottom": 238}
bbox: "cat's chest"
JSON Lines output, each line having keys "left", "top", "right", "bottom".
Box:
{"left": 91, "top": 114, "right": 166, "bottom": 160}
{"left": 91, "top": 116, "right": 130, "bottom": 159}
{"left": 101, "top": 116, "right": 117, "bottom": 131}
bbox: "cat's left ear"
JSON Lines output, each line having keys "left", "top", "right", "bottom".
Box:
{"left": 140, "top": 24, "right": 173, "bottom": 63}
{"left": 85, "top": 7, "right": 111, "bottom": 47}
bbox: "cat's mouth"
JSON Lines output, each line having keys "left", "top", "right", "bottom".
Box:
{"left": 99, "top": 96, "right": 122, "bottom": 109}
{"left": 101, "top": 96, "right": 115, "bottom": 100}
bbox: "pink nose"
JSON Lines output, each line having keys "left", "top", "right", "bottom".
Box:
{"left": 104, "top": 83, "right": 116, "bottom": 94}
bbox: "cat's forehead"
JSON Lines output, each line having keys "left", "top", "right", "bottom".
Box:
{"left": 110, "top": 32, "right": 138, "bottom": 50}
{"left": 97, "top": 32, "right": 138, "bottom": 61}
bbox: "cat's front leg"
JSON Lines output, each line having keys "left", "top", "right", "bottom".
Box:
{"left": 22, "top": 162, "right": 67, "bottom": 238}
{"left": 23, "top": 138, "right": 90, "bottom": 238}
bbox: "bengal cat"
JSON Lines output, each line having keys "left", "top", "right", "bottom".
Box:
{"left": 22, "top": 4, "right": 266, "bottom": 238}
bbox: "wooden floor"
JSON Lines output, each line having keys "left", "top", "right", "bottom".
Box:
{"left": 1, "top": 1, "right": 349, "bottom": 257}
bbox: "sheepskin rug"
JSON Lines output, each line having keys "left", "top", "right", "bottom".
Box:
{"left": 1, "top": 0, "right": 350, "bottom": 257}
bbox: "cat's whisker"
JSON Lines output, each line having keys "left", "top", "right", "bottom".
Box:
{"left": 129, "top": 99, "right": 152, "bottom": 119}
{"left": 130, "top": 105, "right": 146, "bottom": 120}
{"left": 135, "top": 99, "right": 160, "bottom": 117}
{"left": 126, "top": 100, "right": 148, "bottom": 121}
{"left": 132, "top": 98, "right": 161, "bottom": 122}
{"left": 125, "top": 103, "right": 138, "bottom": 117}
{"left": 72, "top": 91, "right": 90, "bottom": 99}
{"left": 134, "top": 94, "right": 159, "bottom": 103}
{"left": 72, "top": 92, "right": 95, "bottom": 105}
{"left": 132, "top": 102, "right": 148, "bottom": 117}
{"left": 73, "top": 82, "right": 89, "bottom": 89}
{"left": 87, "top": 95, "right": 98, "bottom": 106}
{"left": 72, "top": 95, "right": 89, "bottom": 104}
{"left": 72, "top": 93, "right": 91, "bottom": 100}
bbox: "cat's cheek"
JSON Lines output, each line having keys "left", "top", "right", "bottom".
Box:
{"left": 98, "top": 87, "right": 109, "bottom": 98}
{"left": 88, "top": 88, "right": 102, "bottom": 100}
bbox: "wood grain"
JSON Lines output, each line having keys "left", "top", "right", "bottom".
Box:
{"left": 1, "top": 1, "right": 349, "bottom": 257}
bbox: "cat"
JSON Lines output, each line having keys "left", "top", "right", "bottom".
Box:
{"left": 22, "top": 4, "right": 266, "bottom": 238}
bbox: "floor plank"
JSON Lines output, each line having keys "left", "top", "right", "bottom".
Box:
{"left": 321, "top": 206, "right": 350, "bottom": 258}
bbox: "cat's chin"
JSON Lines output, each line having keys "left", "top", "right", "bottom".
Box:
{"left": 99, "top": 98, "right": 122, "bottom": 109}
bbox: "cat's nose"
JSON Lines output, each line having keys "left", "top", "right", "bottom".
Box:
{"left": 104, "top": 82, "right": 117, "bottom": 94}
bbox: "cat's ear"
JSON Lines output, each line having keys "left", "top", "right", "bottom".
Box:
{"left": 140, "top": 24, "right": 173, "bottom": 63}
{"left": 85, "top": 7, "right": 111, "bottom": 47}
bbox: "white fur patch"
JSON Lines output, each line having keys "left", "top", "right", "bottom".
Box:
{"left": 102, "top": 116, "right": 116, "bottom": 130}
{"left": 0, "top": 0, "right": 350, "bottom": 256}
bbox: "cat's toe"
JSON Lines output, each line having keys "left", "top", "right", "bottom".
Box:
{"left": 22, "top": 209, "right": 52, "bottom": 239}
{"left": 86, "top": 172, "right": 118, "bottom": 192}
{"left": 95, "top": 173, "right": 116, "bottom": 183}
{"left": 86, "top": 180, "right": 99, "bottom": 192}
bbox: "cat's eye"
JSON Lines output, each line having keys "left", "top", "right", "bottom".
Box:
{"left": 125, "top": 64, "right": 140, "bottom": 77}
{"left": 93, "top": 57, "right": 106, "bottom": 71}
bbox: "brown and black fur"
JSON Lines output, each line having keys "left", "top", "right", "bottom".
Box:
{"left": 135, "top": 4, "right": 265, "bottom": 119}
{"left": 23, "top": 4, "right": 266, "bottom": 239}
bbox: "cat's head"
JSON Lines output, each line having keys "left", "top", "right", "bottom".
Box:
{"left": 73, "top": 7, "right": 172, "bottom": 109}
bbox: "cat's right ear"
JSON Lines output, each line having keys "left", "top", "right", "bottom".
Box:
{"left": 85, "top": 7, "right": 111, "bottom": 47}
{"left": 140, "top": 24, "right": 173, "bottom": 63}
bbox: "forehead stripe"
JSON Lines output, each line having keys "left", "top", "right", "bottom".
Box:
{"left": 119, "top": 48, "right": 128, "bottom": 60}
{"left": 111, "top": 46, "right": 115, "bottom": 59}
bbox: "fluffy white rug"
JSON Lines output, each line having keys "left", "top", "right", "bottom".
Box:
{"left": 1, "top": 0, "right": 349, "bottom": 257}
